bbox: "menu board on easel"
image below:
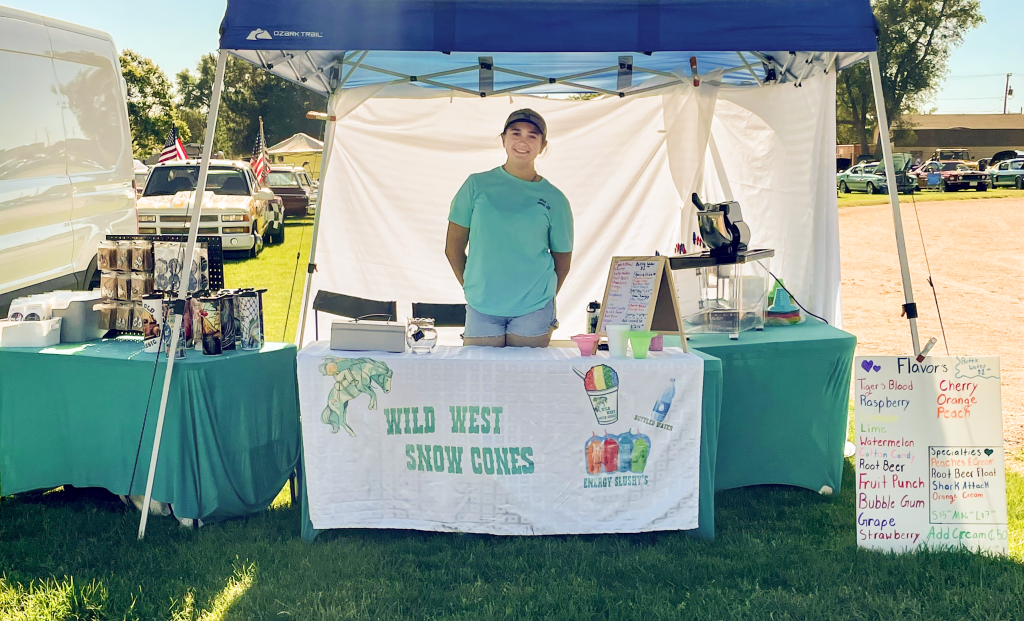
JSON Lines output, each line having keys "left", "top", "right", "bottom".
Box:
{"left": 596, "top": 256, "right": 686, "bottom": 351}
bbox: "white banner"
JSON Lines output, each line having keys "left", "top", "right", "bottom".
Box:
{"left": 854, "top": 356, "right": 1007, "bottom": 554}
{"left": 298, "top": 343, "right": 704, "bottom": 535}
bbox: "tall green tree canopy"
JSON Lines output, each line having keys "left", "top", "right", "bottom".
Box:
{"left": 837, "top": 0, "right": 984, "bottom": 154}
{"left": 119, "top": 50, "right": 189, "bottom": 159}
{"left": 176, "top": 54, "right": 328, "bottom": 158}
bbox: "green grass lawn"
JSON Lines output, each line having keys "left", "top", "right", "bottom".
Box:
{"left": 1, "top": 461, "right": 1019, "bottom": 620}
{"left": 838, "top": 187, "right": 1021, "bottom": 208}
{"left": 222, "top": 216, "right": 315, "bottom": 344}
{"left": 0, "top": 216, "right": 1020, "bottom": 620}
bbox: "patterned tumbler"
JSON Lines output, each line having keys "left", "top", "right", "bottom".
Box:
{"left": 199, "top": 296, "right": 222, "bottom": 356}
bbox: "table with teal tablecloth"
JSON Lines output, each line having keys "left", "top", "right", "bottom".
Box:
{"left": 674, "top": 320, "right": 856, "bottom": 495}
{"left": 0, "top": 339, "right": 301, "bottom": 522}
{"left": 298, "top": 348, "right": 724, "bottom": 542}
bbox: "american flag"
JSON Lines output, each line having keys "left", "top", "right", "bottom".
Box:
{"left": 158, "top": 125, "right": 187, "bottom": 163}
{"left": 249, "top": 119, "right": 269, "bottom": 184}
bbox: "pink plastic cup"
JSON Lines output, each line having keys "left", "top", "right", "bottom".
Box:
{"left": 650, "top": 334, "right": 664, "bottom": 351}
{"left": 570, "top": 334, "right": 601, "bottom": 356}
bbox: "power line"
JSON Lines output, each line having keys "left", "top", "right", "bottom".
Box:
{"left": 944, "top": 73, "right": 1013, "bottom": 80}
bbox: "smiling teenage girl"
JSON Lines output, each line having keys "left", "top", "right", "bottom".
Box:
{"left": 445, "top": 109, "right": 574, "bottom": 347}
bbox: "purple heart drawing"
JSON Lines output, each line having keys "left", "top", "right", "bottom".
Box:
{"left": 861, "top": 360, "right": 873, "bottom": 372}
{"left": 872, "top": 365, "right": 881, "bottom": 372}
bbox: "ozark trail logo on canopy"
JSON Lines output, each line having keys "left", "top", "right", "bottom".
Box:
{"left": 248, "top": 29, "right": 325, "bottom": 40}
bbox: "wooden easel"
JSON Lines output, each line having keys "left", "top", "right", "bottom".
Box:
{"left": 596, "top": 256, "right": 688, "bottom": 352}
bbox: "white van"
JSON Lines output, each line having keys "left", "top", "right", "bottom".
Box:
{"left": 0, "top": 6, "right": 136, "bottom": 316}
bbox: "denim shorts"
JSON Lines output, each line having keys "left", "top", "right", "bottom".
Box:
{"left": 464, "top": 298, "right": 558, "bottom": 339}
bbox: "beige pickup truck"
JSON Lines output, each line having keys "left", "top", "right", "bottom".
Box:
{"left": 136, "top": 160, "right": 285, "bottom": 257}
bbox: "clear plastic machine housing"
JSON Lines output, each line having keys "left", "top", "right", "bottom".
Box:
{"left": 672, "top": 253, "right": 771, "bottom": 335}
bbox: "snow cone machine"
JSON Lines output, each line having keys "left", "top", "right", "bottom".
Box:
{"left": 669, "top": 194, "right": 775, "bottom": 338}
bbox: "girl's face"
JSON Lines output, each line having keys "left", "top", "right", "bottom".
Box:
{"left": 502, "top": 121, "right": 545, "bottom": 165}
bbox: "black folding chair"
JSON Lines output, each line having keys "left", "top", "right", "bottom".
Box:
{"left": 411, "top": 302, "right": 466, "bottom": 328}
{"left": 312, "top": 291, "right": 397, "bottom": 341}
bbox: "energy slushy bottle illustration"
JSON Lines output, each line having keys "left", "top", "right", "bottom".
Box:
{"left": 617, "top": 430, "right": 634, "bottom": 472}
{"left": 652, "top": 378, "right": 676, "bottom": 422}
{"left": 574, "top": 365, "right": 620, "bottom": 425}
{"left": 602, "top": 433, "right": 619, "bottom": 473}
{"left": 631, "top": 433, "right": 651, "bottom": 473}
{"left": 585, "top": 433, "right": 604, "bottom": 475}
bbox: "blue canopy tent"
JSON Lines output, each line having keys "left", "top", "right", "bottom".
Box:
{"left": 139, "top": 0, "right": 920, "bottom": 538}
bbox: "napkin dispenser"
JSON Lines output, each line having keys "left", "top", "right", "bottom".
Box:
{"left": 330, "top": 319, "right": 406, "bottom": 353}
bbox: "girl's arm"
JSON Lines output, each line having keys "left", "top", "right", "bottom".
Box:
{"left": 552, "top": 251, "right": 572, "bottom": 294}
{"left": 445, "top": 222, "right": 470, "bottom": 286}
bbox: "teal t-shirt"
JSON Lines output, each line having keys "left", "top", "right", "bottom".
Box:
{"left": 448, "top": 167, "right": 573, "bottom": 317}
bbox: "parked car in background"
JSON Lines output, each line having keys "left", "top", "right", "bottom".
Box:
{"left": 987, "top": 158, "right": 1024, "bottom": 189}
{"left": 133, "top": 160, "right": 151, "bottom": 196}
{"left": 307, "top": 177, "right": 319, "bottom": 215}
{"left": 988, "top": 149, "right": 1024, "bottom": 170}
{"left": 136, "top": 160, "right": 285, "bottom": 257}
{"left": 837, "top": 154, "right": 916, "bottom": 194}
{"left": 837, "top": 162, "right": 881, "bottom": 193}
{"left": 930, "top": 148, "right": 979, "bottom": 170}
{"left": 912, "top": 161, "right": 989, "bottom": 192}
{"left": 266, "top": 166, "right": 314, "bottom": 217}
{"left": 0, "top": 6, "right": 137, "bottom": 317}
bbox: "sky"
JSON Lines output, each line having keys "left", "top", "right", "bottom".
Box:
{"left": 8, "top": 0, "right": 1024, "bottom": 115}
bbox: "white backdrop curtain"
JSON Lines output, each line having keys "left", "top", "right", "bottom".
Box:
{"left": 698, "top": 71, "right": 842, "bottom": 327}
{"left": 300, "top": 72, "right": 841, "bottom": 346}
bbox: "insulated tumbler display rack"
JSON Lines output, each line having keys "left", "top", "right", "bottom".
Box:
{"left": 107, "top": 234, "right": 225, "bottom": 290}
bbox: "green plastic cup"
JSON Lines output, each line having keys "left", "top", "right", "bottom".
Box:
{"left": 627, "top": 331, "right": 658, "bottom": 359}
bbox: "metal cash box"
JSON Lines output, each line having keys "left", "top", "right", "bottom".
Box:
{"left": 330, "top": 319, "right": 406, "bottom": 353}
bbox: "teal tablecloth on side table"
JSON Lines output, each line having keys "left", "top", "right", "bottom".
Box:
{"left": 299, "top": 348, "right": 724, "bottom": 542}
{"left": 670, "top": 320, "right": 856, "bottom": 495}
{"left": 0, "top": 339, "right": 301, "bottom": 522}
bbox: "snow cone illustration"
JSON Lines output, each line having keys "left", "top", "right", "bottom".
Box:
{"left": 574, "top": 364, "right": 620, "bottom": 425}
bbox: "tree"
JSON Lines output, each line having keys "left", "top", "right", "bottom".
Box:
{"left": 119, "top": 50, "right": 189, "bottom": 159}
{"left": 176, "top": 54, "right": 328, "bottom": 158}
{"left": 836, "top": 0, "right": 984, "bottom": 154}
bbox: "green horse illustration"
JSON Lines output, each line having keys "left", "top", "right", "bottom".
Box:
{"left": 319, "top": 356, "right": 394, "bottom": 436}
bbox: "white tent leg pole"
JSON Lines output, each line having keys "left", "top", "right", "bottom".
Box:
{"left": 138, "top": 50, "right": 228, "bottom": 540}
{"left": 868, "top": 52, "right": 921, "bottom": 356}
{"left": 295, "top": 107, "right": 338, "bottom": 349}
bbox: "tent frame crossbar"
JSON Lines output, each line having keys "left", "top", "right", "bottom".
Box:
{"left": 231, "top": 50, "right": 779, "bottom": 97}
{"left": 736, "top": 51, "right": 763, "bottom": 86}
{"left": 334, "top": 55, "right": 758, "bottom": 96}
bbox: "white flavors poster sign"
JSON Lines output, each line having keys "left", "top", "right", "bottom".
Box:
{"left": 854, "top": 356, "right": 1008, "bottom": 554}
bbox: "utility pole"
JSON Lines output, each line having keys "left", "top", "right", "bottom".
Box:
{"left": 1004, "top": 73, "right": 1013, "bottom": 114}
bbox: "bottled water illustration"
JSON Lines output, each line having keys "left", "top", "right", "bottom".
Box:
{"left": 652, "top": 378, "right": 676, "bottom": 422}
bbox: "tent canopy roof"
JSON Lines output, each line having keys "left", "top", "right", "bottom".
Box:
{"left": 219, "top": 0, "right": 876, "bottom": 96}
{"left": 268, "top": 132, "right": 324, "bottom": 153}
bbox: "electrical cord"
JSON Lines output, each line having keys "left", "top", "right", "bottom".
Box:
{"left": 766, "top": 269, "right": 829, "bottom": 325}
{"left": 282, "top": 117, "right": 328, "bottom": 341}
{"left": 907, "top": 189, "right": 950, "bottom": 355}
